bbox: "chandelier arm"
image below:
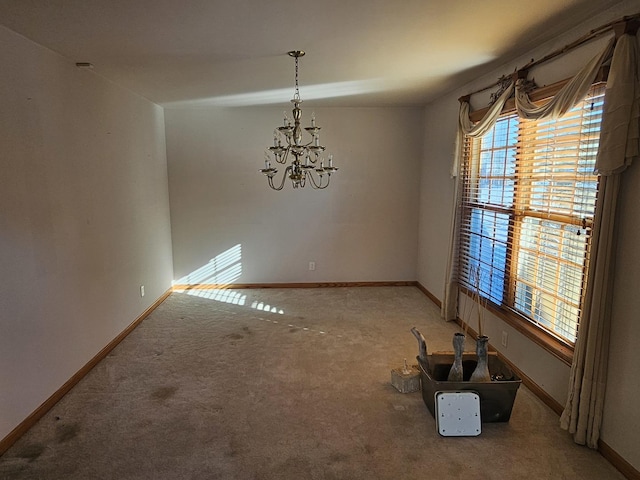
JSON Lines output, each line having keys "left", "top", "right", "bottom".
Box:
{"left": 267, "top": 176, "right": 281, "bottom": 191}
{"left": 268, "top": 166, "right": 292, "bottom": 191}
{"left": 277, "top": 148, "right": 290, "bottom": 165}
{"left": 306, "top": 170, "right": 330, "bottom": 190}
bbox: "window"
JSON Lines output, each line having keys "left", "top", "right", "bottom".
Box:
{"left": 458, "top": 85, "right": 604, "bottom": 345}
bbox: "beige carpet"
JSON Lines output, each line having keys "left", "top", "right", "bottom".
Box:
{"left": 0, "top": 287, "right": 624, "bottom": 479}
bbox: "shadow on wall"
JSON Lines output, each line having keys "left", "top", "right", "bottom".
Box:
{"left": 172, "top": 243, "right": 284, "bottom": 314}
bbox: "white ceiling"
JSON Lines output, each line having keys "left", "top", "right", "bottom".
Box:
{"left": 0, "top": 0, "right": 626, "bottom": 107}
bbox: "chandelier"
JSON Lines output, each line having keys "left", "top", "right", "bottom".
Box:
{"left": 260, "top": 51, "right": 338, "bottom": 190}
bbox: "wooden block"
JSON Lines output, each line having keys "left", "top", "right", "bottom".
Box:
{"left": 391, "top": 364, "right": 421, "bottom": 393}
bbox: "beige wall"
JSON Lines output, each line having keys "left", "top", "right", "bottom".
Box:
{"left": 165, "top": 106, "right": 423, "bottom": 284}
{"left": 602, "top": 158, "right": 640, "bottom": 466}
{"left": 0, "top": 26, "right": 174, "bottom": 439}
{"left": 417, "top": 0, "right": 640, "bottom": 470}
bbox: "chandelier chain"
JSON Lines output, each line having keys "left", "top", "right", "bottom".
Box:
{"left": 294, "top": 55, "right": 300, "bottom": 101}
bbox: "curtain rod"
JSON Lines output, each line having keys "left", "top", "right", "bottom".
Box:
{"left": 459, "top": 13, "right": 640, "bottom": 102}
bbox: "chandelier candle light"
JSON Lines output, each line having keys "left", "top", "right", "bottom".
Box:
{"left": 260, "top": 51, "right": 338, "bottom": 190}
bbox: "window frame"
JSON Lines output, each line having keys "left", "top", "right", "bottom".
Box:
{"left": 459, "top": 78, "right": 606, "bottom": 365}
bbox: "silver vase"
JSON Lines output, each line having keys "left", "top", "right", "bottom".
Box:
{"left": 447, "top": 333, "right": 465, "bottom": 382}
{"left": 470, "top": 335, "right": 491, "bottom": 382}
{"left": 410, "top": 327, "right": 430, "bottom": 373}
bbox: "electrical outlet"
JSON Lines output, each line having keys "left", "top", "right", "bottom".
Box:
{"left": 501, "top": 330, "right": 508, "bottom": 347}
{"left": 140, "top": 285, "right": 145, "bottom": 297}
{"left": 309, "top": 261, "right": 316, "bottom": 271}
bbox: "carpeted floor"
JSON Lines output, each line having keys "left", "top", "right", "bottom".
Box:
{"left": 0, "top": 287, "right": 624, "bottom": 479}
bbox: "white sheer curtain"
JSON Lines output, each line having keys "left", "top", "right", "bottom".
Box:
{"left": 443, "top": 27, "right": 638, "bottom": 448}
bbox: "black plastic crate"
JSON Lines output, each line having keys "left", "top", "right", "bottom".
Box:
{"left": 418, "top": 352, "right": 521, "bottom": 423}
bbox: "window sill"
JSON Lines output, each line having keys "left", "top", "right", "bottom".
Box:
{"left": 460, "top": 288, "right": 574, "bottom": 366}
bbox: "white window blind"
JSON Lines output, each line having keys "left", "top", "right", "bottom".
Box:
{"left": 458, "top": 85, "right": 604, "bottom": 344}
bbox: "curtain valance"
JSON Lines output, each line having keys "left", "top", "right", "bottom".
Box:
{"left": 451, "top": 35, "right": 616, "bottom": 180}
